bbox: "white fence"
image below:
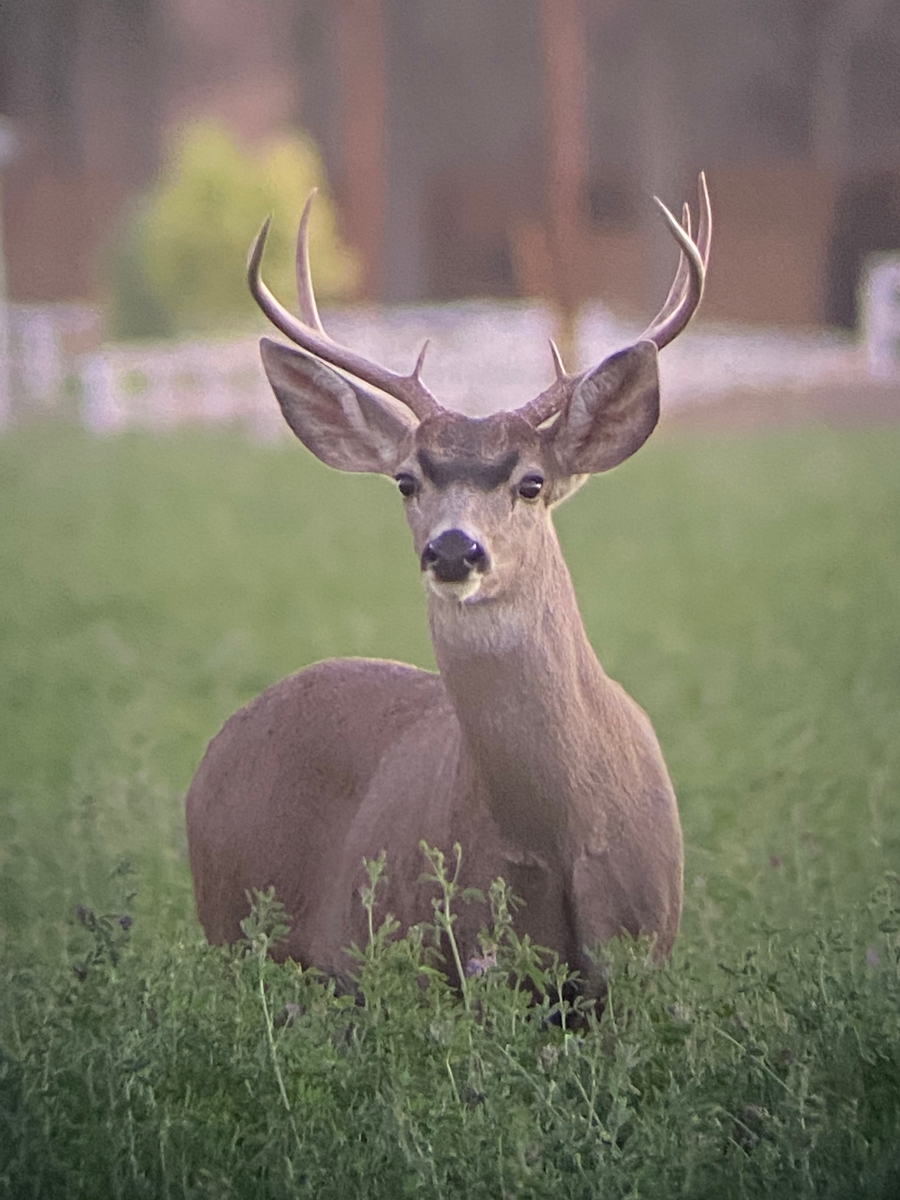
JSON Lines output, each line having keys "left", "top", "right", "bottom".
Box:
{"left": 80, "top": 337, "right": 284, "bottom": 437}
{"left": 860, "top": 253, "right": 900, "bottom": 380}
{"left": 2, "top": 300, "right": 867, "bottom": 435}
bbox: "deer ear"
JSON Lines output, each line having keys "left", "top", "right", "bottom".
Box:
{"left": 550, "top": 341, "right": 660, "bottom": 475}
{"left": 260, "top": 338, "right": 417, "bottom": 474}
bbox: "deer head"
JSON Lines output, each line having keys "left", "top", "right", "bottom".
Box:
{"left": 249, "top": 179, "right": 711, "bottom": 610}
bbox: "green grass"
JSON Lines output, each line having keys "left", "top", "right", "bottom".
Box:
{"left": 1, "top": 418, "right": 899, "bottom": 1197}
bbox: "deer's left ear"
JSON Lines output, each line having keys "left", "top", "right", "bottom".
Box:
{"left": 549, "top": 341, "right": 660, "bottom": 475}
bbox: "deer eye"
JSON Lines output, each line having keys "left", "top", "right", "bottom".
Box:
{"left": 517, "top": 474, "right": 544, "bottom": 501}
{"left": 395, "top": 473, "right": 418, "bottom": 498}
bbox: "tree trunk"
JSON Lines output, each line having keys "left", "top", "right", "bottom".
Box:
{"left": 539, "top": 0, "right": 588, "bottom": 366}
{"left": 335, "top": 0, "right": 388, "bottom": 301}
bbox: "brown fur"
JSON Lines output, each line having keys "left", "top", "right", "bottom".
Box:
{"left": 186, "top": 349, "right": 683, "bottom": 996}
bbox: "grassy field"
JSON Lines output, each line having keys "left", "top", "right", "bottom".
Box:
{"left": 1, "top": 418, "right": 899, "bottom": 1197}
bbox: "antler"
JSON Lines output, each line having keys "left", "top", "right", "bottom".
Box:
{"left": 248, "top": 193, "right": 443, "bottom": 422}
{"left": 515, "top": 173, "right": 711, "bottom": 428}
{"left": 640, "top": 171, "right": 711, "bottom": 350}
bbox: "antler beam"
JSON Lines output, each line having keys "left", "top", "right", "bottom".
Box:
{"left": 248, "top": 195, "right": 443, "bottom": 422}
{"left": 640, "top": 172, "right": 711, "bottom": 351}
{"left": 514, "top": 173, "right": 711, "bottom": 429}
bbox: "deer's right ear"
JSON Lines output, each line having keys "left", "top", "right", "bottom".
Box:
{"left": 260, "top": 338, "right": 417, "bottom": 474}
{"left": 549, "top": 341, "right": 660, "bottom": 476}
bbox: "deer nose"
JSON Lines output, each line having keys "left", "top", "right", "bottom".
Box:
{"left": 421, "top": 529, "right": 488, "bottom": 582}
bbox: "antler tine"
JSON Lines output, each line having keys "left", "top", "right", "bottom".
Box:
{"left": 248, "top": 205, "right": 443, "bottom": 422}
{"left": 512, "top": 340, "right": 574, "bottom": 428}
{"left": 296, "top": 190, "right": 326, "bottom": 335}
{"left": 513, "top": 174, "right": 712, "bottom": 430}
{"left": 696, "top": 170, "right": 712, "bottom": 266}
{"left": 549, "top": 339, "right": 567, "bottom": 381}
{"left": 649, "top": 199, "right": 695, "bottom": 336}
{"left": 640, "top": 201, "right": 704, "bottom": 349}
{"left": 412, "top": 339, "right": 429, "bottom": 381}
{"left": 640, "top": 173, "right": 710, "bottom": 352}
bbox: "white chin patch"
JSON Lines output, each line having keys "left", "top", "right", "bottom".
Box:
{"left": 426, "top": 574, "right": 483, "bottom": 603}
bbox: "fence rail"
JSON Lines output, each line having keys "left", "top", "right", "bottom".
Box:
{"left": 2, "top": 301, "right": 866, "bottom": 436}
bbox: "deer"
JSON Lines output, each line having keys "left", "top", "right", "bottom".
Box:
{"left": 186, "top": 176, "right": 711, "bottom": 1000}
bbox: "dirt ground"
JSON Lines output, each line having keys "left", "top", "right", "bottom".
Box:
{"left": 660, "top": 380, "right": 900, "bottom": 433}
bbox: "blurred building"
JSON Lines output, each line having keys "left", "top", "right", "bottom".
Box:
{"left": 2, "top": 0, "right": 900, "bottom": 329}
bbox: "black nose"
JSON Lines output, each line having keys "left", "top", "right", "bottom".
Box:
{"left": 421, "top": 529, "right": 488, "bottom": 582}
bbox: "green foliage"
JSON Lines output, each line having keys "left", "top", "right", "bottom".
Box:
{"left": 107, "top": 121, "right": 359, "bottom": 339}
{"left": 2, "top": 853, "right": 900, "bottom": 1197}
{"left": 1, "top": 421, "right": 900, "bottom": 1195}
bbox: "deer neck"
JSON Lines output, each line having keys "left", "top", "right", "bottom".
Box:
{"left": 427, "top": 520, "right": 613, "bottom": 845}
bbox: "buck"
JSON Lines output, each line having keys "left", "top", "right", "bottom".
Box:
{"left": 186, "top": 177, "right": 711, "bottom": 996}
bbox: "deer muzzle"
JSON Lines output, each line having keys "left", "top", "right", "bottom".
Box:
{"left": 421, "top": 528, "right": 488, "bottom": 583}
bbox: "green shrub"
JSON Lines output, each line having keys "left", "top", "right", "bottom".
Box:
{"left": 3, "top": 854, "right": 900, "bottom": 1199}
{"left": 107, "top": 122, "right": 359, "bottom": 339}
{"left": 2, "top": 423, "right": 900, "bottom": 1195}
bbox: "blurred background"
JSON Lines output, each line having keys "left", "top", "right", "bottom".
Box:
{"left": 0, "top": 0, "right": 899, "bottom": 1073}
{"left": 2, "top": 0, "right": 900, "bottom": 428}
